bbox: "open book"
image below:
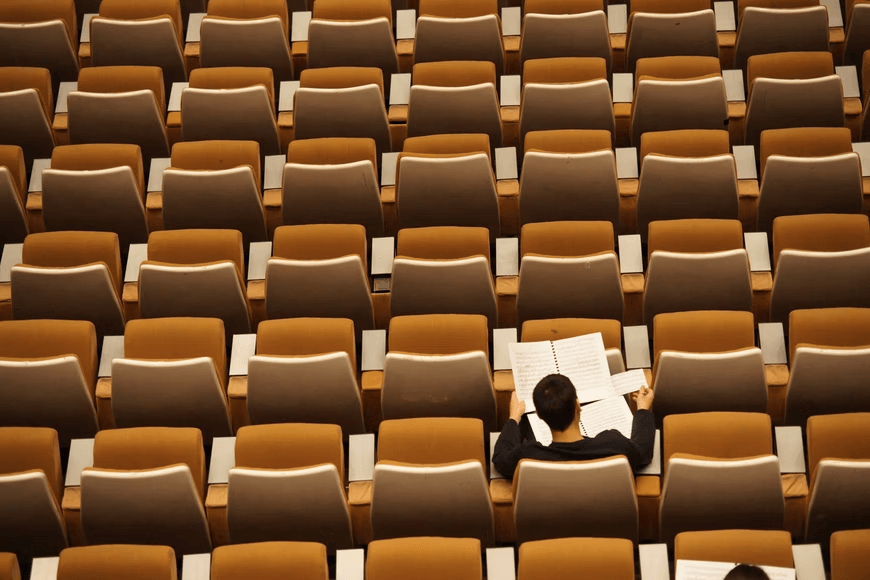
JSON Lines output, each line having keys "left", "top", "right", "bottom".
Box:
{"left": 675, "top": 560, "right": 795, "bottom": 580}
{"left": 527, "top": 396, "right": 634, "bottom": 445}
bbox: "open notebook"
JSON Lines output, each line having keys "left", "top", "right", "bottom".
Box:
{"left": 526, "top": 396, "right": 634, "bottom": 446}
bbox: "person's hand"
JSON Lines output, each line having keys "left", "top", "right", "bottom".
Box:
{"left": 509, "top": 391, "right": 527, "bottom": 422}
{"left": 632, "top": 384, "right": 654, "bottom": 411}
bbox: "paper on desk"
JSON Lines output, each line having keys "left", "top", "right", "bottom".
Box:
{"left": 609, "top": 368, "right": 648, "bottom": 396}
{"left": 675, "top": 560, "right": 795, "bottom": 580}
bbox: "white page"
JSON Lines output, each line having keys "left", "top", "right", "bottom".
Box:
{"left": 610, "top": 368, "right": 648, "bottom": 396}
{"left": 675, "top": 560, "right": 795, "bottom": 580}
{"left": 552, "top": 333, "right": 616, "bottom": 403}
{"left": 509, "top": 341, "right": 558, "bottom": 411}
{"left": 527, "top": 412, "right": 553, "bottom": 445}
{"left": 578, "top": 396, "right": 634, "bottom": 438}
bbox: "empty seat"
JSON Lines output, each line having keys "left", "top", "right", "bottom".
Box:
{"left": 42, "top": 144, "right": 149, "bottom": 247}
{"left": 674, "top": 529, "right": 795, "bottom": 568}
{"left": 11, "top": 231, "right": 125, "bottom": 337}
{"left": 521, "top": 317, "right": 626, "bottom": 374}
{"left": 226, "top": 423, "right": 353, "bottom": 550}
{"left": 0, "top": 145, "right": 28, "bottom": 245}
{"left": 163, "top": 140, "right": 268, "bottom": 244}
{"left": 56, "top": 545, "right": 176, "bottom": 580}
{"left": 366, "top": 537, "right": 482, "bottom": 580}
{"left": 519, "top": 0, "right": 612, "bottom": 72}
{"left": 0, "top": 0, "right": 79, "bottom": 84}
{"left": 517, "top": 537, "right": 635, "bottom": 580}
{"left": 844, "top": 3, "right": 870, "bottom": 66}
{"left": 734, "top": 0, "right": 829, "bottom": 70}
{"left": 0, "top": 67, "right": 55, "bottom": 164}
{"left": 0, "top": 320, "right": 98, "bottom": 445}
{"left": 831, "top": 528, "right": 870, "bottom": 580}
{"left": 0, "top": 554, "right": 18, "bottom": 580}
{"left": 80, "top": 427, "right": 211, "bottom": 554}
{"left": 413, "top": 0, "right": 505, "bottom": 72}
{"left": 0, "top": 427, "right": 67, "bottom": 559}
{"left": 211, "top": 542, "right": 329, "bottom": 580}
{"left": 626, "top": 0, "right": 719, "bottom": 72}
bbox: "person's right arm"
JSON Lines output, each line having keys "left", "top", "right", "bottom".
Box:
{"left": 492, "top": 392, "right": 527, "bottom": 479}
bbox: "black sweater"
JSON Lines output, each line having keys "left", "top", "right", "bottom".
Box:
{"left": 492, "top": 409, "right": 656, "bottom": 480}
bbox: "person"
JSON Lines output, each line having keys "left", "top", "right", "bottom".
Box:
{"left": 723, "top": 564, "right": 771, "bottom": 580}
{"left": 492, "top": 373, "right": 655, "bottom": 479}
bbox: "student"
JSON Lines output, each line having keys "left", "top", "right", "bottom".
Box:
{"left": 492, "top": 373, "right": 656, "bottom": 479}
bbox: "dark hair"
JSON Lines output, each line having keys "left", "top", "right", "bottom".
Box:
{"left": 532, "top": 374, "right": 578, "bottom": 432}
{"left": 723, "top": 564, "right": 771, "bottom": 580}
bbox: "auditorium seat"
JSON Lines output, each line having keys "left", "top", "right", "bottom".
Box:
{"left": 246, "top": 317, "right": 365, "bottom": 435}
{"left": 644, "top": 219, "right": 752, "bottom": 325}
{"left": 659, "top": 412, "right": 785, "bottom": 545}
{"left": 626, "top": 0, "right": 719, "bottom": 73}
{"left": 224, "top": 423, "right": 354, "bottom": 549}
{"left": 396, "top": 135, "right": 501, "bottom": 235}
{"left": 11, "top": 231, "right": 125, "bottom": 337}
{"left": 163, "top": 140, "right": 268, "bottom": 244}
{"left": 636, "top": 129, "right": 739, "bottom": 240}
{"left": 513, "top": 457, "right": 639, "bottom": 544}
{"left": 0, "top": 145, "right": 28, "bottom": 245}
{"left": 674, "top": 529, "right": 795, "bottom": 568}
{"left": 138, "top": 229, "right": 252, "bottom": 335}
{"left": 518, "top": 129, "right": 619, "bottom": 230}
{"left": 805, "top": 413, "right": 870, "bottom": 544}
{"left": 78, "top": 426, "right": 211, "bottom": 554}
{"left": 0, "top": 0, "right": 79, "bottom": 84}
{"left": 769, "top": 214, "right": 870, "bottom": 325}
{"left": 283, "top": 138, "right": 384, "bottom": 238}
{"left": 516, "top": 221, "right": 623, "bottom": 327}
{"left": 651, "top": 310, "right": 766, "bottom": 423}
{"left": 0, "top": 68, "right": 55, "bottom": 165}
{"left": 521, "top": 317, "right": 626, "bottom": 373}
{"left": 0, "top": 427, "right": 68, "bottom": 560}
{"left": 413, "top": 0, "right": 505, "bottom": 73}
{"left": 380, "top": 314, "right": 497, "bottom": 429}
{"left": 366, "top": 537, "right": 482, "bottom": 580}
{"left": 111, "top": 317, "right": 232, "bottom": 440}
{"left": 390, "top": 226, "right": 498, "bottom": 327}
{"left": 42, "top": 143, "right": 149, "bottom": 247}
{"left": 211, "top": 542, "right": 329, "bottom": 580}
{"left": 756, "top": 127, "right": 862, "bottom": 233}
{"left": 0, "top": 320, "right": 98, "bottom": 445}
{"left": 370, "top": 418, "right": 494, "bottom": 544}
{"left": 734, "top": 0, "right": 829, "bottom": 70}
{"left": 56, "top": 545, "right": 176, "bottom": 580}
{"left": 844, "top": 2, "right": 870, "bottom": 66}
{"left": 0, "top": 554, "right": 18, "bottom": 580}
{"left": 518, "top": 0, "right": 611, "bottom": 72}
{"left": 264, "top": 224, "right": 374, "bottom": 339}
{"left": 517, "top": 537, "right": 635, "bottom": 580}
{"left": 830, "top": 528, "right": 870, "bottom": 580}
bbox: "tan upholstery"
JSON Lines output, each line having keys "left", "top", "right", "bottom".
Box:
{"left": 523, "top": 57, "right": 607, "bottom": 84}
{"left": 0, "top": 0, "right": 79, "bottom": 83}
{"left": 171, "top": 140, "right": 260, "bottom": 188}
{"left": 759, "top": 127, "right": 853, "bottom": 176}
{"left": 640, "top": 129, "right": 730, "bottom": 160}
{"left": 125, "top": 317, "right": 226, "bottom": 382}
{"left": 235, "top": 423, "right": 344, "bottom": 479}
{"left": 402, "top": 133, "right": 491, "bottom": 159}
{"left": 831, "top": 529, "right": 870, "bottom": 580}
{"left": 57, "top": 545, "right": 177, "bottom": 580}
{"left": 0, "top": 66, "right": 54, "bottom": 121}
{"left": 189, "top": 66, "right": 275, "bottom": 106}
{"left": 366, "top": 537, "right": 482, "bottom": 580}
{"left": 519, "top": 11, "right": 611, "bottom": 69}
{"left": 413, "top": 60, "right": 496, "bottom": 88}
{"left": 674, "top": 529, "right": 794, "bottom": 568}
{"left": 525, "top": 0, "right": 605, "bottom": 14}
{"left": 378, "top": 417, "right": 485, "bottom": 467}
{"left": 524, "top": 129, "right": 611, "bottom": 154}
{"left": 389, "top": 313, "right": 489, "bottom": 357}
{"left": 413, "top": 0, "right": 504, "bottom": 72}
{"left": 314, "top": 0, "right": 392, "bottom": 20}
{"left": 0, "top": 68, "right": 55, "bottom": 163}
{"left": 0, "top": 427, "right": 62, "bottom": 502}
{"left": 735, "top": 3, "right": 829, "bottom": 70}
{"left": 789, "top": 307, "right": 870, "bottom": 361}
{"left": 22, "top": 230, "right": 122, "bottom": 294}
{"left": 300, "top": 66, "right": 385, "bottom": 93}
{"left": 0, "top": 0, "right": 77, "bottom": 45}
{"left": 663, "top": 412, "right": 773, "bottom": 469}
{"left": 0, "top": 553, "right": 19, "bottom": 580}
{"left": 147, "top": 228, "right": 244, "bottom": 279}
{"left": 99, "top": 0, "right": 183, "bottom": 38}
{"left": 0, "top": 145, "right": 28, "bottom": 243}
{"left": 772, "top": 214, "right": 870, "bottom": 269}
{"left": 517, "top": 537, "right": 634, "bottom": 580}
{"left": 288, "top": 137, "right": 378, "bottom": 167}
{"left": 257, "top": 317, "right": 356, "bottom": 364}
{"left": 626, "top": 8, "right": 719, "bottom": 73}
{"left": 75, "top": 64, "right": 166, "bottom": 122}
{"left": 211, "top": 542, "right": 328, "bottom": 580}
{"left": 654, "top": 310, "right": 755, "bottom": 359}
{"left": 632, "top": 0, "right": 710, "bottom": 13}
{"left": 521, "top": 220, "right": 613, "bottom": 257}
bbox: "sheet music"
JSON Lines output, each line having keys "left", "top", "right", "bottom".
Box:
{"left": 610, "top": 369, "right": 648, "bottom": 396}
{"left": 552, "top": 333, "right": 616, "bottom": 403}
{"left": 527, "top": 412, "right": 553, "bottom": 445}
{"left": 578, "top": 396, "right": 634, "bottom": 438}
{"left": 675, "top": 560, "right": 795, "bottom": 580}
{"left": 509, "top": 341, "right": 558, "bottom": 411}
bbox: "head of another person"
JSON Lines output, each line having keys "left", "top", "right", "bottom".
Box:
{"left": 532, "top": 374, "right": 580, "bottom": 432}
{"left": 723, "top": 564, "right": 771, "bottom": 580}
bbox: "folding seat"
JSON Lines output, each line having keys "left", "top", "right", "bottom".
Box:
{"left": 56, "top": 545, "right": 176, "bottom": 580}
{"left": 366, "top": 537, "right": 482, "bottom": 580}
{"left": 181, "top": 67, "right": 281, "bottom": 156}
{"left": 516, "top": 221, "right": 623, "bottom": 327}
{"left": 0, "top": 427, "right": 67, "bottom": 560}
{"left": 89, "top": 0, "right": 187, "bottom": 87}
{"left": 79, "top": 427, "right": 211, "bottom": 554}
{"left": 293, "top": 67, "right": 392, "bottom": 158}
{"left": 0, "top": 554, "right": 18, "bottom": 580}
{"left": 513, "top": 458, "right": 639, "bottom": 544}
{"left": 674, "top": 529, "right": 795, "bottom": 569}
{"left": 380, "top": 314, "right": 497, "bottom": 429}
{"left": 264, "top": 224, "right": 374, "bottom": 339}
{"left": 370, "top": 418, "right": 494, "bottom": 544}
{"left": 200, "top": 0, "right": 292, "bottom": 82}
{"left": 644, "top": 219, "right": 752, "bottom": 325}
{"left": 138, "top": 229, "right": 251, "bottom": 335}
{"left": 517, "top": 538, "right": 635, "bottom": 580}
{"left": 41, "top": 144, "right": 149, "bottom": 247}
{"left": 518, "top": 129, "right": 619, "bottom": 230}
{"left": 784, "top": 308, "right": 870, "bottom": 427}
{"left": 0, "top": 145, "right": 28, "bottom": 245}
{"left": 521, "top": 317, "right": 626, "bottom": 374}
{"left": 224, "top": 424, "right": 353, "bottom": 549}
{"left": 68, "top": 66, "right": 170, "bottom": 163}
{"left": 652, "top": 310, "right": 766, "bottom": 423}
{"left": 831, "top": 529, "right": 870, "bottom": 580}
{"left": 518, "top": 57, "right": 615, "bottom": 150}
{"left": 0, "top": 68, "right": 55, "bottom": 165}
{"left": 630, "top": 56, "right": 729, "bottom": 146}
{"left": 283, "top": 138, "right": 385, "bottom": 238}
{"left": 769, "top": 214, "right": 870, "bottom": 325}
{"left": 734, "top": 0, "right": 829, "bottom": 70}
{"left": 11, "top": 231, "right": 125, "bottom": 337}
{"left": 0, "top": 0, "right": 79, "bottom": 84}
{"left": 757, "top": 127, "right": 862, "bottom": 233}
{"left": 636, "top": 130, "right": 739, "bottom": 241}
{"left": 390, "top": 227, "right": 498, "bottom": 328}
{"left": 805, "top": 413, "right": 870, "bottom": 544}
{"left": 626, "top": 0, "right": 719, "bottom": 73}
{"left": 659, "top": 412, "right": 785, "bottom": 546}
{"left": 406, "top": 61, "right": 502, "bottom": 147}
{"left": 744, "top": 52, "right": 844, "bottom": 150}
{"left": 0, "top": 320, "right": 98, "bottom": 445}
{"left": 396, "top": 135, "right": 501, "bottom": 236}
{"left": 844, "top": 3, "right": 870, "bottom": 66}
{"left": 211, "top": 542, "right": 329, "bottom": 580}
{"left": 246, "top": 318, "right": 366, "bottom": 435}
{"left": 111, "top": 317, "right": 233, "bottom": 440}
{"left": 413, "top": 0, "right": 505, "bottom": 73}
{"left": 162, "top": 140, "right": 268, "bottom": 244}
{"left": 518, "top": 0, "right": 612, "bottom": 72}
